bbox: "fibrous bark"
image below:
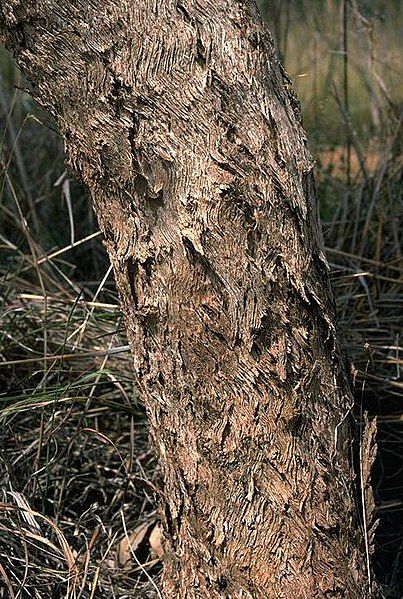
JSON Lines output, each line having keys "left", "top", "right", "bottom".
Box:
{"left": 0, "top": 1, "right": 373, "bottom": 597}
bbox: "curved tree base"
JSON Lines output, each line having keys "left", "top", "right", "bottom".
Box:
{"left": 0, "top": 1, "right": 374, "bottom": 596}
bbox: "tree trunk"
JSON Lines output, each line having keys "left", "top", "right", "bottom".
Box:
{"left": 0, "top": 1, "right": 373, "bottom": 597}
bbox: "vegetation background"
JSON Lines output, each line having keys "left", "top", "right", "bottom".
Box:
{"left": 0, "top": 1, "right": 402, "bottom": 597}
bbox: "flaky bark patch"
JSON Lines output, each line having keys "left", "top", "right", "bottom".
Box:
{"left": 0, "top": 1, "right": 374, "bottom": 597}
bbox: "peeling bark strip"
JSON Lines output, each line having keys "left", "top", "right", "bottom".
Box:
{"left": 0, "top": 2, "right": 373, "bottom": 597}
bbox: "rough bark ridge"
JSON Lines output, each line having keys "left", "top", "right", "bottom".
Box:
{"left": 0, "top": 1, "right": 372, "bottom": 597}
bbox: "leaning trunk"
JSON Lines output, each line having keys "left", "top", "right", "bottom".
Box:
{"left": 0, "top": 1, "right": 372, "bottom": 597}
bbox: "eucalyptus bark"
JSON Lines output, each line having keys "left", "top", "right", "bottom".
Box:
{"left": 0, "top": 1, "right": 373, "bottom": 597}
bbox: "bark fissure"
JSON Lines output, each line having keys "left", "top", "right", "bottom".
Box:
{"left": 0, "top": 1, "right": 373, "bottom": 597}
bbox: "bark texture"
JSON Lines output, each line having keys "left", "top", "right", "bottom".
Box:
{"left": 0, "top": 1, "right": 372, "bottom": 597}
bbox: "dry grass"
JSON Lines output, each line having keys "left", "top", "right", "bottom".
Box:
{"left": 0, "top": 2, "right": 402, "bottom": 597}
{"left": 322, "top": 124, "right": 403, "bottom": 599}
{"left": 0, "top": 239, "right": 161, "bottom": 596}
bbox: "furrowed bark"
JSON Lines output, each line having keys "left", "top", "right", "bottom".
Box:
{"left": 0, "top": 1, "right": 373, "bottom": 597}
